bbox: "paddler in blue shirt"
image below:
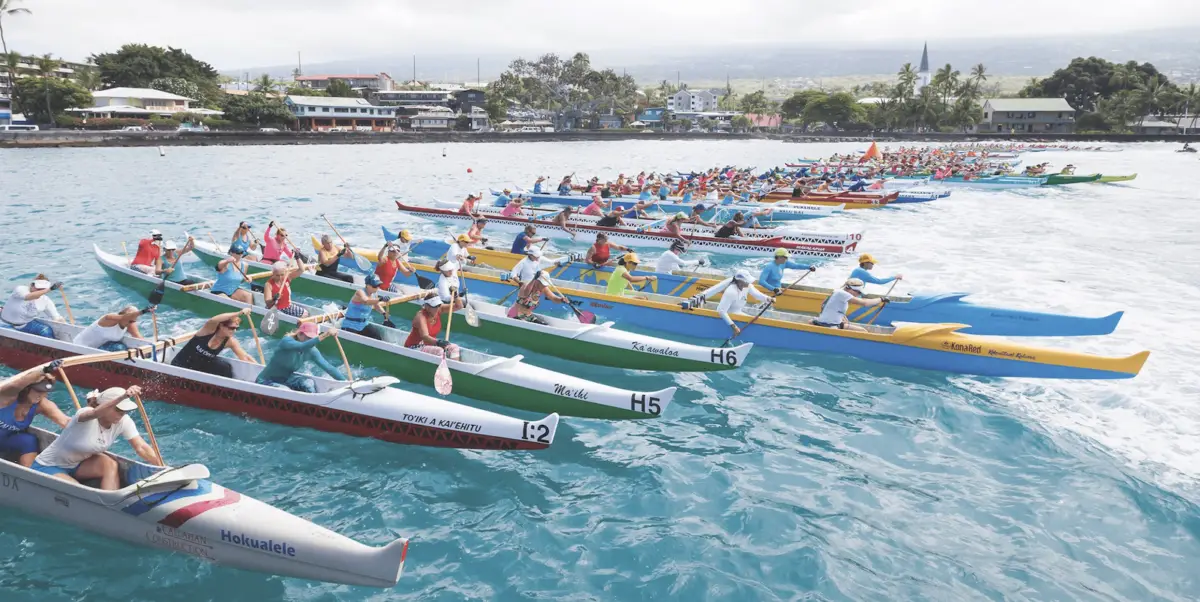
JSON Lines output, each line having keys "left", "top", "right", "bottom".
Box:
{"left": 759, "top": 248, "right": 816, "bottom": 293}
{"left": 657, "top": 181, "right": 671, "bottom": 200}
{"left": 532, "top": 176, "right": 546, "bottom": 194}
{"left": 851, "top": 254, "right": 902, "bottom": 285}
{"left": 510, "top": 225, "right": 547, "bottom": 255}
{"left": 256, "top": 322, "right": 344, "bottom": 393}
{"left": 680, "top": 184, "right": 695, "bottom": 204}
{"left": 638, "top": 186, "right": 653, "bottom": 202}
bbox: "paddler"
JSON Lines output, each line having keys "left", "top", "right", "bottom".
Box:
{"left": 315, "top": 234, "right": 356, "bottom": 284}
{"left": 661, "top": 212, "right": 688, "bottom": 237}
{"left": 459, "top": 192, "right": 483, "bottom": 217}
{"left": 550, "top": 206, "right": 578, "bottom": 237}
{"left": 851, "top": 254, "right": 902, "bottom": 285}
{"left": 229, "top": 221, "right": 261, "bottom": 257}
{"left": 256, "top": 322, "right": 344, "bottom": 392}
{"left": 170, "top": 308, "right": 256, "bottom": 377}
{"left": 0, "top": 360, "right": 70, "bottom": 467}
{"left": 759, "top": 248, "right": 815, "bottom": 294}
{"left": 500, "top": 195, "right": 527, "bottom": 217}
{"left": 374, "top": 242, "right": 415, "bottom": 292}
{"left": 556, "top": 176, "right": 573, "bottom": 195}
{"left": 695, "top": 270, "right": 774, "bottom": 337}
{"left": 129, "top": 229, "right": 164, "bottom": 275}
{"left": 72, "top": 305, "right": 153, "bottom": 351}
{"left": 1, "top": 275, "right": 64, "bottom": 338}
{"left": 812, "top": 278, "right": 888, "bottom": 332}
{"left": 510, "top": 224, "right": 547, "bottom": 255}
{"left": 341, "top": 274, "right": 389, "bottom": 340}
{"left": 585, "top": 233, "right": 630, "bottom": 268}
{"left": 532, "top": 176, "right": 547, "bottom": 194}
{"left": 655, "top": 239, "right": 706, "bottom": 274}
{"left": 261, "top": 221, "right": 295, "bottom": 265}
{"left": 406, "top": 294, "right": 462, "bottom": 359}
{"left": 658, "top": 180, "right": 671, "bottom": 200}
{"left": 605, "top": 253, "right": 656, "bottom": 296}
{"left": 263, "top": 259, "right": 308, "bottom": 318}
{"left": 510, "top": 247, "right": 548, "bottom": 284}
{"left": 686, "top": 204, "right": 716, "bottom": 227}
{"left": 211, "top": 242, "right": 256, "bottom": 304}
{"left": 161, "top": 238, "right": 201, "bottom": 286}
{"left": 466, "top": 217, "right": 489, "bottom": 247}
{"left": 448, "top": 234, "right": 476, "bottom": 268}
{"left": 624, "top": 199, "right": 659, "bottom": 220}
{"left": 434, "top": 259, "right": 468, "bottom": 308}
{"left": 713, "top": 212, "right": 746, "bottom": 238}
{"left": 1060, "top": 164, "right": 1076, "bottom": 175}
{"left": 582, "top": 195, "right": 608, "bottom": 217}
{"left": 507, "top": 270, "right": 566, "bottom": 325}
{"left": 32, "top": 385, "right": 161, "bottom": 490}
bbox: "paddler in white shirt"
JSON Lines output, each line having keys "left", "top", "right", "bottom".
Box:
{"left": 654, "top": 240, "right": 706, "bottom": 274}
{"left": 696, "top": 270, "right": 774, "bottom": 337}
{"left": 434, "top": 258, "right": 466, "bottom": 309}
{"left": 812, "top": 278, "right": 888, "bottom": 332}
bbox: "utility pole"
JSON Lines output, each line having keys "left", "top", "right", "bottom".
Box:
{"left": 297, "top": 51, "right": 302, "bottom": 77}
{"left": 477, "top": 58, "right": 481, "bottom": 85}
{"left": 412, "top": 55, "right": 416, "bottom": 85}
{"left": 677, "top": 70, "right": 680, "bottom": 89}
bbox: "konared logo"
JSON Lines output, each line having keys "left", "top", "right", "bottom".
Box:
{"left": 221, "top": 530, "right": 297, "bottom": 557}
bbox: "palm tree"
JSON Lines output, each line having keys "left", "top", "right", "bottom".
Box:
{"left": 75, "top": 65, "right": 100, "bottom": 91}
{"left": 254, "top": 73, "right": 277, "bottom": 94}
{"left": 3, "top": 49, "right": 19, "bottom": 109}
{"left": 897, "top": 63, "right": 917, "bottom": 99}
{"left": 35, "top": 52, "right": 57, "bottom": 126}
{"left": 1138, "top": 80, "right": 1169, "bottom": 125}
{"left": 0, "top": 0, "right": 31, "bottom": 96}
{"left": 1108, "top": 65, "right": 1140, "bottom": 91}
{"left": 970, "top": 63, "right": 988, "bottom": 86}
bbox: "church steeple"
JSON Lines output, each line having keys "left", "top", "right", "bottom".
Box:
{"left": 916, "top": 42, "right": 932, "bottom": 93}
{"left": 918, "top": 42, "right": 930, "bottom": 73}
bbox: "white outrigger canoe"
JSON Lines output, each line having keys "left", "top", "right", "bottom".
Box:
{"left": 0, "top": 320, "right": 560, "bottom": 450}
{"left": 0, "top": 431, "right": 408, "bottom": 587}
{"left": 95, "top": 245, "right": 675, "bottom": 420}
{"left": 439, "top": 200, "right": 863, "bottom": 247}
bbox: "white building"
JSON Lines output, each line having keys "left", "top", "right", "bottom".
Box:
{"left": 667, "top": 89, "right": 720, "bottom": 112}
{"left": 916, "top": 43, "right": 932, "bottom": 94}
{"left": 285, "top": 95, "right": 397, "bottom": 131}
{"left": 66, "top": 87, "right": 224, "bottom": 118}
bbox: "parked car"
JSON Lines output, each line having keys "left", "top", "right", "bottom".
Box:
{"left": 0, "top": 124, "right": 39, "bottom": 132}
{"left": 259, "top": 127, "right": 281, "bottom": 133}
{"left": 119, "top": 126, "right": 146, "bottom": 132}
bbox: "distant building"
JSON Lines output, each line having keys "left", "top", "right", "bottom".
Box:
{"left": 372, "top": 89, "right": 454, "bottom": 108}
{"left": 916, "top": 43, "right": 931, "bottom": 94}
{"left": 295, "top": 73, "right": 394, "bottom": 92}
{"left": 408, "top": 106, "right": 454, "bottom": 130}
{"left": 0, "top": 54, "right": 91, "bottom": 99}
{"left": 597, "top": 114, "right": 623, "bottom": 129}
{"left": 972, "top": 98, "right": 1076, "bottom": 134}
{"left": 670, "top": 110, "right": 741, "bottom": 128}
{"left": 0, "top": 97, "right": 11, "bottom": 126}
{"left": 745, "top": 113, "right": 783, "bottom": 129}
{"left": 285, "top": 95, "right": 396, "bottom": 131}
{"left": 66, "top": 87, "right": 225, "bottom": 119}
{"left": 1128, "top": 115, "right": 1199, "bottom": 135}
{"left": 452, "top": 89, "right": 486, "bottom": 114}
{"left": 637, "top": 107, "right": 667, "bottom": 126}
{"left": 667, "top": 89, "right": 719, "bottom": 112}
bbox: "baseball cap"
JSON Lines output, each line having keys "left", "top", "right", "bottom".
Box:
{"left": 774, "top": 248, "right": 789, "bottom": 258}
{"left": 845, "top": 278, "right": 865, "bottom": 292}
{"left": 527, "top": 248, "right": 543, "bottom": 259}
{"left": 98, "top": 387, "right": 139, "bottom": 412}
{"left": 733, "top": 270, "right": 752, "bottom": 282}
{"left": 297, "top": 322, "right": 319, "bottom": 337}
{"left": 164, "top": 240, "right": 179, "bottom": 251}
{"left": 31, "top": 279, "right": 52, "bottom": 290}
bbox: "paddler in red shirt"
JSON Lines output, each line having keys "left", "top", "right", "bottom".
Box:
{"left": 405, "top": 295, "right": 461, "bottom": 360}
{"left": 584, "top": 233, "right": 629, "bottom": 268}
{"left": 129, "top": 230, "right": 164, "bottom": 275}
{"left": 374, "top": 242, "right": 415, "bottom": 292}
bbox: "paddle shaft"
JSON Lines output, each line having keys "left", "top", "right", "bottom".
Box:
{"left": 864, "top": 280, "right": 899, "bottom": 325}
{"left": 444, "top": 292, "right": 457, "bottom": 342}
{"left": 151, "top": 313, "right": 161, "bottom": 361}
{"left": 722, "top": 271, "right": 812, "bottom": 347}
{"left": 321, "top": 215, "right": 352, "bottom": 249}
{"left": 132, "top": 393, "right": 165, "bottom": 466}
{"left": 240, "top": 312, "right": 266, "bottom": 365}
{"left": 58, "top": 288, "right": 75, "bottom": 325}
{"left": 331, "top": 332, "right": 354, "bottom": 381}
{"left": 57, "top": 367, "right": 81, "bottom": 410}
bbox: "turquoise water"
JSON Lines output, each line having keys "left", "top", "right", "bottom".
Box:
{"left": 1, "top": 141, "right": 1197, "bottom": 601}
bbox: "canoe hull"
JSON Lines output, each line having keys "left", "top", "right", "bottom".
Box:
{"left": 496, "top": 191, "right": 837, "bottom": 220}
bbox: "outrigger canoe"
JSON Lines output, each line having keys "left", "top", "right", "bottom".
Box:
{"left": 0, "top": 319, "right": 559, "bottom": 450}
{"left": 391, "top": 235, "right": 1125, "bottom": 337}
{"left": 96, "top": 246, "right": 675, "bottom": 420}
{"left": 489, "top": 189, "right": 842, "bottom": 222}
{"left": 366, "top": 256, "right": 1148, "bottom": 379}
{"left": 1, "top": 433, "right": 405, "bottom": 587}
{"left": 439, "top": 200, "right": 864, "bottom": 248}
{"left": 1043, "top": 173, "right": 1104, "bottom": 185}
{"left": 1097, "top": 174, "right": 1136, "bottom": 183}
{"left": 191, "top": 238, "right": 752, "bottom": 373}
{"left": 396, "top": 202, "right": 856, "bottom": 259}
{"left": 757, "top": 190, "right": 898, "bottom": 209}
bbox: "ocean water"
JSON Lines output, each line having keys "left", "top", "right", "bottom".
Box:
{"left": 0, "top": 141, "right": 1197, "bottom": 602}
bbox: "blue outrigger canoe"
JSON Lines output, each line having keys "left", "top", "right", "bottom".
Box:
{"left": 388, "top": 230, "right": 1125, "bottom": 338}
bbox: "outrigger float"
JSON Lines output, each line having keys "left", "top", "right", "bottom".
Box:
{"left": 0, "top": 320, "right": 560, "bottom": 450}
{"left": 391, "top": 236, "right": 1125, "bottom": 337}
{"left": 396, "top": 201, "right": 856, "bottom": 259}
{"left": 330, "top": 248, "right": 1148, "bottom": 379}
{"left": 96, "top": 246, "right": 675, "bottom": 419}
{"left": 190, "top": 238, "right": 753, "bottom": 374}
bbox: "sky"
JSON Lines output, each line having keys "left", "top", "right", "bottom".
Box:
{"left": 3, "top": 0, "right": 1199, "bottom": 70}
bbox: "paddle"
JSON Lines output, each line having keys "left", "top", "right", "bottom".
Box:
{"left": 180, "top": 270, "right": 270, "bottom": 293}
{"left": 58, "top": 286, "right": 75, "bottom": 326}
{"left": 277, "top": 225, "right": 310, "bottom": 264}
{"left": 239, "top": 309, "right": 266, "bottom": 365}
{"left": 433, "top": 293, "right": 456, "bottom": 395}
{"left": 56, "top": 366, "right": 82, "bottom": 410}
{"left": 149, "top": 237, "right": 194, "bottom": 307}
{"left": 121, "top": 242, "right": 130, "bottom": 263}
{"left": 544, "top": 281, "right": 595, "bottom": 324}
{"left": 721, "top": 271, "right": 812, "bottom": 348}
{"left": 320, "top": 214, "right": 372, "bottom": 272}
{"left": 331, "top": 329, "right": 354, "bottom": 381}
{"left": 858, "top": 280, "right": 899, "bottom": 326}
{"left": 131, "top": 392, "right": 165, "bottom": 466}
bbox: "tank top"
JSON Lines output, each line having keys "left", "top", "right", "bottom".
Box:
{"left": 266, "top": 278, "right": 291, "bottom": 310}
{"left": 0, "top": 399, "right": 39, "bottom": 433}
{"left": 211, "top": 260, "right": 244, "bottom": 295}
{"left": 404, "top": 310, "right": 441, "bottom": 347}
{"left": 606, "top": 266, "right": 631, "bottom": 296}
{"left": 165, "top": 258, "right": 188, "bottom": 283}
{"left": 73, "top": 320, "right": 127, "bottom": 349}
{"left": 375, "top": 259, "right": 400, "bottom": 290}
{"left": 171, "top": 332, "right": 228, "bottom": 368}
{"left": 591, "top": 243, "right": 611, "bottom": 264}
{"left": 342, "top": 296, "right": 373, "bottom": 331}
{"left": 714, "top": 223, "right": 737, "bottom": 238}
{"left": 131, "top": 239, "right": 160, "bottom": 267}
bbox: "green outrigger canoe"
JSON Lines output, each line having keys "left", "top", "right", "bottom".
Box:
{"left": 188, "top": 239, "right": 752, "bottom": 373}
{"left": 95, "top": 245, "right": 676, "bottom": 419}
{"left": 1097, "top": 173, "right": 1137, "bottom": 183}
{"left": 1043, "top": 173, "right": 1104, "bottom": 185}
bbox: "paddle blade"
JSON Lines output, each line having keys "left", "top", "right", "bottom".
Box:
{"left": 434, "top": 358, "right": 453, "bottom": 395}
{"left": 577, "top": 310, "right": 596, "bottom": 325}
{"left": 353, "top": 253, "right": 371, "bottom": 272}
{"left": 149, "top": 282, "right": 165, "bottom": 306}
{"left": 416, "top": 274, "right": 435, "bottom": 289}
{"left": 261, "top": 309, "right": 280, "bottom": 336}
{"left": 465, "top": 303, "right": 480, "bottom": 327}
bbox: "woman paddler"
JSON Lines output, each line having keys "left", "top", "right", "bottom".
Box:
{"left": 466, "top": 217, "right": 489, "bottom": 246}
{"left": 605, "top": 253, "right": 656, "bottom": 296}
{"left": 500, "top": 195, "right": 527, "bottom": 217}
{"left": 584, "top": 233, "right": 629, "bottom": 268}
{"left": 812, "top": 278, "right": 888, "bottom": 332}
{"left": 315, "top": 234, "right": 356, "bottom": 284}
{"left": 341, "top": 274, "right": 388, "bottom": 340}
{"left": 256, "top": 322, "right": 344, "bottom": 392}
{"left": 550, "top": 206, "right": 578, "bottom": 238}
{"left": 229, "top": 221, "right": 261, "bottom": 257}
{"left": 374, "top": 242, "right": 414, "bottom": 292}
{"left": 170, "top": 308, "right": 256, "bottom": 378}
{"left": 713, "top": 212, "right": 746, "bottom": 238}
{"left": 211, "top": 242, "right": 256, "bottom": 304}
{"left": 264, "top": 259, "right": 308, "bottom": 318}
{"left": 0, "top": 360, "right": 70, "bottom": 467}
{"left": 850, "top": 254, "right": 902, "bottom": 286}
{"left": 405, "top": 294, "right": 462, "bottom": 360}
{"left": 582, "top": 195, "right": 608, "bottom": 217}
{"left": 693, "top": 270, "right": 774, "bottom": 338}
{"left": 1, "top": 275, "right": 64, "bottom": 338}
{"left": 660, "top": 213, "right": 688, "bottom": 237}
{"left": 758, "top": 248, "right": 815, "bottom": 293}
{"left": 162, "top": 238, "right": 201, "bottom": 286}
{"left": 72, "top": 305, "right": 153, "bottom": 351}
{"left": 507, "top": 270, "right": 566, "bottom": 325}
{"left": 434, "top": 259, "right": 468, "bottom": 308}
{"left": 261, "top": 221, "right": 294, "bottom": 265}
{"left": 654, "top": 240, "right": 704, "bottom": 274}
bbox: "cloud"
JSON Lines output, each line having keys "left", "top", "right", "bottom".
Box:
{"left": 3, "top": 0, "right": 1198, "bottom": 69}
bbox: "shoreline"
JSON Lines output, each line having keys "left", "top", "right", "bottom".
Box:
{"left": 3, "top": 130, "right": 1199, "bottom": 149}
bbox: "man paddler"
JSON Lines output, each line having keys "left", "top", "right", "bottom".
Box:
{"left": 850, "top": 254, "right": 902, "bottom": 286}
{"left": 759, "top": 248, "right": 816, "bottom": 294}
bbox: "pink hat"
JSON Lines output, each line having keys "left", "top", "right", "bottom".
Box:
{"left": 297, "top": 322, "right": 319, "bottom": 337}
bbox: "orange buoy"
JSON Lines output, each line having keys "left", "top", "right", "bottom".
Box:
{"left": 467, "top": 168, "right": 473, "bottom": 173}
